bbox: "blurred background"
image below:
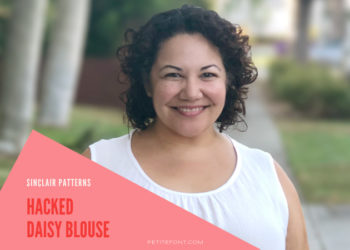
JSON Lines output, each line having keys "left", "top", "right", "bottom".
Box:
{"left": 0, "top": 0, "right": 349, "bottom": 244}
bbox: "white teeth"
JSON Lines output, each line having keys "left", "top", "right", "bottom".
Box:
{"left": 178, "top": 107, "right": 203, "bottom": 112}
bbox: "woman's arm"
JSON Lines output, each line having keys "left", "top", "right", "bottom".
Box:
{"left": 82, "top": 148, "right": 91, "bottom": 159}
{"left": 274, "top": 161, "right": 309, "bottom": 250}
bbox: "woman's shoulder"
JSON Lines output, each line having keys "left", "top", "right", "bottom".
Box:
{"left": 91, "top": 133, "right": 130, "bottom": 147}
{"left": 274, "top": 161, "right": 309, "bottom": 249}
{"left": 82, "top": 133, "right": 131, "bottom": 160}
{"left": 227, "top": 135, "right": 273, "bottom": 166}
{"left": 228, "top": 135, "right": 308, "bottom": 248}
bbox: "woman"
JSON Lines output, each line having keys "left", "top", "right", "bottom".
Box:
{"left": 83, "top": 5, "right": 309, "bottom": 250}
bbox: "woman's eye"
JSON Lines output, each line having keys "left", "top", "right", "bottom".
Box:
{"left": 164, "top": 72, "right": 182, "bottom": 78}
{"left": 201, "top": 72, "right": 217, "bottom": 78}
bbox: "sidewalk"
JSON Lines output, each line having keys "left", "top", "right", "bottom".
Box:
{"left": 226, "top": 81, "right": 350, "bottom": 250}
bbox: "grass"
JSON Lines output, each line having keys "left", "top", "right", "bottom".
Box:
{"left": 277, "top": 119, "right": 350, "bottom": 204}
{"left": 0, "top": 105, "right": 128, "bottom": 189}
{"left": 36, "top": 105, "right": 128, "bottom": 152}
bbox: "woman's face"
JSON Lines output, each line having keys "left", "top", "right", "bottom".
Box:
{"left": 149, "top": 33, "right": 227, "bottom": 138}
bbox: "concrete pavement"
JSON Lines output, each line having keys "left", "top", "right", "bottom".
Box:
{"left": 226, "top": 81, "right": 350, "bottom": 250}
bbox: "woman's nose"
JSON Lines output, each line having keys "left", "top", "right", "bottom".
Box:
{"left": 179, "top": 77, "right": 203, "bottom": 100}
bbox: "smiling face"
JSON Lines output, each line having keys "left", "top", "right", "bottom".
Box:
{"left": 149, "top": 33, "right": 227, "bottom": 138}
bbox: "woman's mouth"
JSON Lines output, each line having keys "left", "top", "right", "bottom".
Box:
{"left": 172, "top": 106, "right": 208, "bottom": 117}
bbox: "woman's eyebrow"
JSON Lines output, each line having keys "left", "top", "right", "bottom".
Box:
{"left": 159, "top": 65, "right": 182, "bottom": 72}
{"left": 159, "top": 64, "right": 221, "bottom": 72}
{"left": 200, "top": 64, "right": 221, "bottom": 71}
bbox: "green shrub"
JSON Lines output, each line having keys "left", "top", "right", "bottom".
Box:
{"left": 269, "top": 59, "right": 350, "bottom": 118}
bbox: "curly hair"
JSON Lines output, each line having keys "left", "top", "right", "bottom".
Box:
{"left": 116, "top": 5, "right": 257, "bottom": 132}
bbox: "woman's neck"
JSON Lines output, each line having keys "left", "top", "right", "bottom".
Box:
{"left": 137, "top": 122, "right": 221, "bottom": 151}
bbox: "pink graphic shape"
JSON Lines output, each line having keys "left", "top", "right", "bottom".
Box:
{"left": 0, "top": 130, "right": 258, "bottom": 249}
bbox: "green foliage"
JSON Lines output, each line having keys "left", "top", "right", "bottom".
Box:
{"left": 86, "top": 0, "right": 213, "bottom": 57}
{"left": 269, "top": 59, "right": 350, "bottom": 118}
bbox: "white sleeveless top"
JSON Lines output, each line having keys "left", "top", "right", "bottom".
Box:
{"left": 89, "top": 133, "right": 289, "bottom": 250}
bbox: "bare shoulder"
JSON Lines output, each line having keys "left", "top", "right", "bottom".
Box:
{"left": 82, "top": 148, "right": 91, "bottom": 159}
{"left": 274, "top": 161, "right": 309, "bottom": 250}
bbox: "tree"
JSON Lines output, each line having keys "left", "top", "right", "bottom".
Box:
{"left": 343, "top": 2, "right": 350, "bottom": 78}
{"left": 85, "top": 0, "right": 212, "bottom": 57}
{"left": 295, "top": 0, "right": 313, "bottom": 62}
{"left": 0, "top": 0, "right": 47, "bottom": 154}
{"left": 37, "top": 0, "right": 91, "bottom": 127}
{"left": 326, "top": 0, "right": 346, "bottom": 43}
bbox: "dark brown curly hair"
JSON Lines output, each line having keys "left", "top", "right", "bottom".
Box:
{"left": 116, "top": 5, "right": 257, "bottom": 132}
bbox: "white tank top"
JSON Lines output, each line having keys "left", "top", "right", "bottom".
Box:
{"left": 89, "top": 133, "right": 288, "bottom": 250}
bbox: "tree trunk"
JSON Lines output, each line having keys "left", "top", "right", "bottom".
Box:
{"left": 343, "top": 17, "right": 350, "bottom": 78}
{"left": 326, "top": 0, "right": 346, "bottom": 43}
{"left": 0, "top": 0, "right": 47, "bottom": 155}
{"left": 38, "top": 0, "right": 91, "bottom": 127}
{"left": 295, "top": 0, "right": 313, "bottom": 62}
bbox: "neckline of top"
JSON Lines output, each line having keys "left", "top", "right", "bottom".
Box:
{"left": 126, "top": 131, "right": 242, "bottom": 197}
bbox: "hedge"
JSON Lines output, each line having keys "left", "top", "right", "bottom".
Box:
{"left": 269, "top": 59, "right": 350, "bottom": 118}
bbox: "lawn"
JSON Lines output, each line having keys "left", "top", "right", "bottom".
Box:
{"left": 277, "top": 119, "right": 350, "bottom": 204}
{"left": 0, "top": 105, "right": 128, "bottom": 189}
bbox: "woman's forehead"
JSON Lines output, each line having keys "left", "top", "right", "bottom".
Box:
{"left": 153, "top": 33, "right": 223, "bottom": 69}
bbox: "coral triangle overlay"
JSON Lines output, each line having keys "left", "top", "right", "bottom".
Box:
{"left": 0, "top": 130, "right": 257, "bottom": 249}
